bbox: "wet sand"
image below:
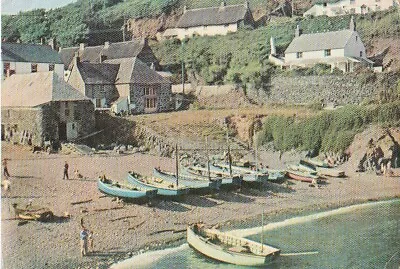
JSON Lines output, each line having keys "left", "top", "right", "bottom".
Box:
{"left": 1, "top": 143, "right": 399, "bottom": 269}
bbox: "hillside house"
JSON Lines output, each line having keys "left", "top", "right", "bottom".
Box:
{"left": 269, "top": 17, "right": 374, "bottom": 72}
{"left": 59, "top": 38, "right": 159, "bottom": 80}
{"left": 303, "top": 0, "right": 399, "bottom": 17}
{"left": 164, "top": 1, "right": 254, "bottom": 40}
{"left": 1, "top": 72, "right": 95, "bottom": 147}
{"left": 67, "top": 55, "right": 172, "bottom": 114}
{"left": 1, "top": 42, "right": 64, "bottom": 79}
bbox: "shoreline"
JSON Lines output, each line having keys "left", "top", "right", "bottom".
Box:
{"left": 1, "top": 143, "right": 400, "bottom": 269}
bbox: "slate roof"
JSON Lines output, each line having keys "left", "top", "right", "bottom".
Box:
{"left": 176, "top": 4, "right": 248, "bottom": 28}
{"left": 285, "top": 29, "right": 355, "bottom": 53}
{"left": 1, "top": 43, "right": 63, "bottom": 64}
{"left": 105, "top": 58, "right": 170, "bottom": 85}
{"left": 1, "top": 72, "right": 88, "bottom": 107}
{"left": 77, "top": 62, "right": 120, "bottom": 84}
{"left": 59, "top": 39, "right": 151, "bottom": 70}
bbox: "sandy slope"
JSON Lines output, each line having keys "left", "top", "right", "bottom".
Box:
{"left": 1, "top": 143, "right": 399, "bottom": 269}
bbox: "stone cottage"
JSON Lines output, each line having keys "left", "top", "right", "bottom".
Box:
{"left": 59, "top": 38, "right": 159, "bottom": 80}
{"left": 269, "top": 17, "right": 374, "bottom": 72}
{"left": 1, "top": 42, "right": 64, "bottom": 79}
{"left": 164, "top": 1, "right": 254, "bottom": 40}
{"left": 67, "top": 55, "right": 172, "bottom": 114}
{"left": 1, "top": 71, "right": 95, "bottom": 147}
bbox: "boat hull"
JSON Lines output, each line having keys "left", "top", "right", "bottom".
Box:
{"left": 97, "top": 179, "right": 157, "bottom": 199}
{"left": 286, "top": 170, "right": 319, "bottom": 183}
{"left": 187, "top": 226, "right": 279, "bottom": 266}
{"left": 153, "top": 168, "right": 221, "bottom": 191}
{"left": 127, "top": 172, "right": 189, "bottom": 196}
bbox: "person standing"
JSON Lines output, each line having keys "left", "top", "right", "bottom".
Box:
{"left": 2, "top": 158, "right": 10, "bottom": 178}
{"left": 80, "top": 227, "right": 89, "bottom": 257}
{"left": 63, "top": 161, "right": 69, "bottom": 180}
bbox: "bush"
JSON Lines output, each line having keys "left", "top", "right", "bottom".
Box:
{"left": 259, "top": 101, "right": 400, "bottom": 153}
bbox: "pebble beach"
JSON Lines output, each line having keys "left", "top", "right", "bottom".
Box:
{"left": 1, "top": 143, "right": 399, "bottom": 269}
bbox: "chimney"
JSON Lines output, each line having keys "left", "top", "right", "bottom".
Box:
{"left": 79, "top": 43, "right": 85, "bottom": 51}
{"left": 295, "top": 24, "right": 302, "bottom": 37}
{"left": 73, "top": 51, "right": 80, "bottom": 66}
{"left": 220, "top": 1, "right": 226, "bottom": 8}
{"left": 104, "top": 41, "right": 110, "bottom": 49}
{"left": 150, "top": 63, "right": 155, "bottom": 70}
{"left": 350, "top": 16, "right": 356, "bottom": 31}
{"left": 183, "top": 5, "right": 187, "bottom": 14}
{"left": 121, "top": 21, "right": 128, "bottom": 42}
{"left": 244, "top": 1, "right": 249, "bottom": 9}
{"left": 100, "top": 53, "right": 107, "bottom": 63}
{"left": 41, "top": 38, "right": 45, "bottom": 45}
{"left": 48, "top": 38, "right": 57, "bottom": 50}
{"left": 142, "top": 37, "right": 148, "bottom": 46}
{"left": 270, "top": 36, "right": 276, "bottom": 56}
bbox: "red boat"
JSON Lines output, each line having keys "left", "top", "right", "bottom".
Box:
{"left": 286, "top": 170, "right": 320, "bottom": 183}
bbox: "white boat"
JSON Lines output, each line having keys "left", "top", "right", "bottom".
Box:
{"left": 187, "top": 224, "right": 280, "bottom": 266}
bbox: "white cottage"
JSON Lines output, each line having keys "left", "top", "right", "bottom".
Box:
{"left": 1, "top": 43, "right": 64, "bottom": 79}
{"left": 166, "top": 1, "right": 254, "bottom": 40}
{"left": 271, "top": 17, "right": 374, "bottom": 72}
{"left": 304, "top": 0, "right": 399, "bottom": 17}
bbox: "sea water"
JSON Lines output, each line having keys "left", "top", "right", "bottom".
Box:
{"left": 112, "top": 200, "right": 400, "bottom": 269}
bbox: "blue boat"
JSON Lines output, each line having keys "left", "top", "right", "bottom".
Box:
{"left": 127, "top": 171, "right": 190, "bottom": 197}
{"left": 153, "top": 168, "right": 221, "bottom": 191}
{"left": 183, "top": 166, "right": 242, "bottom": 187}
{"left": 97, "top": 178, "right": 157, "bottom": 199}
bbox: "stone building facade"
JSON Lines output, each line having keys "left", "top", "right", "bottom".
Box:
{"left": 1, "top": 72, "right": 95, "bottom": 147}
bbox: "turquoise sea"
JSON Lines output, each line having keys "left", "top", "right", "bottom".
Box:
{"left": 112, "top": 200, "right": 400, "bottom": 269}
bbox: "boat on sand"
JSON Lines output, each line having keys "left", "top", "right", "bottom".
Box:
{"left": 97, "top": 177, "right": 157, "bottom": 200}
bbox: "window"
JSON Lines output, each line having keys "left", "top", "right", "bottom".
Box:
{"left": 146, "top": 98, "right": 157, "bottom": 109}
{"left": 144, "top": 87, "right": 156, "bottom": 96}
{"left": 74, "top": 104, "right": 81, "bottom": 121}
{"left": 323, "top": 2, "right": 327, "bottom": 7}
{"left": 356, "top": 36, "right": 358, "bottom": 41}
{"left": 296, "top": 52, "right": 303, "bottom": 58}
{"left": 3, "top": 62, "right": 10, "bottom": 76}
{"left": 31, "top": 63, "right": 37, "bottom": 73}
{"left": 65, "top": 102, "right": 70, "bottom": 118}
{"left": 49, "top": 64, "right": 55, "bottom": 71}
{"left": 324, "top": 49, "right": 331, "bottom": 57}
{"left": 95, "top": 98, "right": 102, "bottom": 108}
{"left": 360, "top": 51, "right": 363, "bottom": 57}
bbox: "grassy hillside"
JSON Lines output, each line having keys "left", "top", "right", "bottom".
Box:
{"left": 152, "top": 8, "right": 400, "bottom": 86}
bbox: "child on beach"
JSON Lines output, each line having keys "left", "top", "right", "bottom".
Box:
{"left": 80, "top": 227, "right": 89, "bottom": 257}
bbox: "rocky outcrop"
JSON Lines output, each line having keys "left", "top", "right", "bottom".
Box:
{"left": 346, "top": 126, "right": 400, "bottom": 172}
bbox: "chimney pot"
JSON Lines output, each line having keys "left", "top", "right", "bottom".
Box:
{"left": 79, "top": 43, "right": 85, "bottom": 51}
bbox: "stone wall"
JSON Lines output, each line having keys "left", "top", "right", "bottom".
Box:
{"left": 1, "top": 107, "right": 43, "bottom": 146}
{"left": 246, "top": 72, "right": 400, "bottom": 105}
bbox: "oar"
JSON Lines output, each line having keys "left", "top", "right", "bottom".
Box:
{"left": 281, "top": 251, "right": 319, "bottom": 256}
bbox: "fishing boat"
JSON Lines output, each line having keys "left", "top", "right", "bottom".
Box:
{"left": 301, "top": 158, "right": 330, "bottom": 168}
{"left": 153, "top": 168, "right": 221, "bottom": 191}
{"left": 316, "top": 167, "right": 345, "bottom": 177}
{"left": 286, "top": 169, "right": 320, "bottom": 183}
{"left": 212, "top": 162, "right": 286, "bottom": 183}
{"left": 12, "top": 203, "right": 54, "bottom": 221}
{"left": 97, "top": 177, "right": 157, "bottom": 199}
{"left": 187, "top": 224, "right": 280, "bottom": 266}
{"left": 127, "top": 171, "right": 190, "bottom": 197}
{"left": 183, "top": 165, "right": 242, "bottom": 187}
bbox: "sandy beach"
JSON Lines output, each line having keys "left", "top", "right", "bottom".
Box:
{"left": 1, "top": 143, "right": 399, "bottom": 269}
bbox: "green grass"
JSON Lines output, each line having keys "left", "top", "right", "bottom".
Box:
{"left": 258, "top": 101, "right": 400, "bottom": 153}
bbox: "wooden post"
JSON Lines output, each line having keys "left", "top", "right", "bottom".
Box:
{"left": 206, "top": 137, "right": 211, "bottom": 181}
{"left": 261, "top": 209, "right": 264, "bottom": 253}
{"left": 254, "top": 128, "right": 259, "bottom": 183}
{"left": 175, "top": 144, "right": 179, "bottom": 187}
{"left": 226, "top": 128, "right": 232, "bottom": 177}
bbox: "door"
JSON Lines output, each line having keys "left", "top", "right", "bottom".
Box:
{"left": 67, "top": 122, "right": 78, "bottom": 140}
{"left": 58, "top": 122, "right": 67, "bottom": 141}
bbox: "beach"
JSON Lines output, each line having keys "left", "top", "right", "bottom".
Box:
{"left": 1, "top": 143, "right": 399, "bottom": 269}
